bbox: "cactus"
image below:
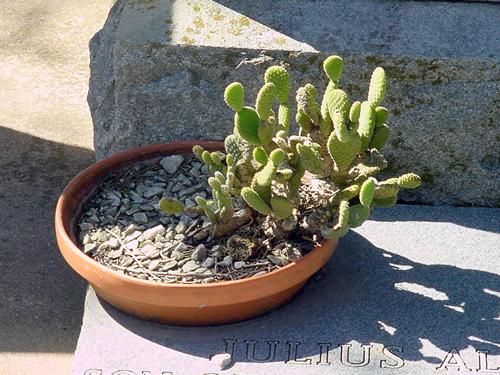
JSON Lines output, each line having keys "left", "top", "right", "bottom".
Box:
{"left": 368, "top": 67, "right": 386, "bottom": 106}
{"left": 255, "top": 83, "right": 276, "bottom": 121}
{"left": 327, "top": 131, "right": 361, "bottom": 172}
{"left": 323, "top": 55, "right": 344, "bottom": 83}
{"left": 160, "top": 55, "right": 421, "bottom": 244}
{"left": 397, "top": 173, "right": 422, "bottom": 189}
{"left": 357, "top": 101, "right": 376, "bottom": 151}
{"left": 369, "top": 124, "right": 390, "bottom": 150}
{"left": 322, "top": 199, "right": 349, "bottom": 239}
{"left": 264, "top": 66, "right": 289, "bottom": 104}
{"left": 235, "top": 107, "right": 261, "bottom": 145}
{"left": 224, "top": 82, "right": 245, "bottom": 112}
{"left": 241, "top": 187, "right": 272, "bottom": 215}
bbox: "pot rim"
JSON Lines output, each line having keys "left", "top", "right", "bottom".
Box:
{"left": 55, "top": 140, "right": 335, "bottom": 290}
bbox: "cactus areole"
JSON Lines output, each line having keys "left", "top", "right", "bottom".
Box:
{"left": 55, "top": 55, "right": 421, "bottom": 325}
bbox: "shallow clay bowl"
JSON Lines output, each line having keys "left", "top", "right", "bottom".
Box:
{"left": 55, "top": 141, "right": 338, "bottom": 325}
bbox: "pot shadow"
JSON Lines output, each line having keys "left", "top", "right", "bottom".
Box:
{"left": 98, "top": 230, "right": 500, "bottom": 366}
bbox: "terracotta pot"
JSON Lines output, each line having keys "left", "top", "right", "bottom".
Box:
{"left": 55, "top": 141, "right": 338, "bottom": 325}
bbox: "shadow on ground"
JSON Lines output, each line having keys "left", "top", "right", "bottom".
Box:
{"left": 370, "top": 204, "right": 500, "bottom": 234}
{"left": 0, "top": 126, "right": 95, "bottom": 352}
{"left": 99, "top": 228, "right": 500, "bottom": 366}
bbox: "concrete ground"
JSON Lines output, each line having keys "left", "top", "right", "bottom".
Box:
{"left": 0, "top": 1, "right": 110, "bottom": 374}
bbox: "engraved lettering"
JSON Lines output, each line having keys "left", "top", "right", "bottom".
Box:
{"left": 436, "top": 348, "right": 472, "bottom": 372}
{"left": 339, "top": 344, "right": 373, "bottom": 367}
{"left": 223, "top": 338, "right": 238, "bottom": 357}
{"left": 285, "top": 341, "right": 312, "bottom": 365}
{"left": 245, "top": 340, "right": 280, "bottom": 362}
{"left": 317, "top": 343, "right": 332, "bottom": 365}
{"left": 84, "top": 370, "right": 103, "bottom": 375}
{"left": 477, "top": 349, "right": 500, "bottom": 372}
{"left": 380, "top": 346, "right": 404, "bottom": 368}
{"left": 140, "top": 372, "right": 173, "bottom": 375}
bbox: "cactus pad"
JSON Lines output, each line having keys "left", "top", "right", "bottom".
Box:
{"left": 256, "top": 83, "right": 276, "bottom": 120}
{"left": 241, "top": 187, "right": 272, "bottom": 215}
{"left": 235, "top": 106, "right": 261, "bottom": 145}
{"left": 397, "top": 173, "right": 422, "bottom": 189}
{"left": 327, "top": 131, "right": 361, "bottom": 171}
{"left": 323, "top": 55, "right": 344, "bottom": 82}
{"left": 264, "top": 66, "right": 289, "bottom": 104}
{"left": 224, "top": 82, "right": 244, "bottom": 112}
{"left": 368, "top": 67, "right": 387, "bottom": 106}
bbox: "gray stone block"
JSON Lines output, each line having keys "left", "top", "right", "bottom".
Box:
{"left": 72, "top": 205, "right": 500, "bottom": 375}
{"left": 88, "top": 0, "right": 500, "bottom": 206}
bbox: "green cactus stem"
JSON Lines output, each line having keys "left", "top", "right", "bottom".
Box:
{"left": 323, "top": 55, "right": 344, "bottom": 82}
{"left": 195, "top": 196, "right": 218, "bottom": 223}
{"left": 270, "top": 196, "right": 294, "bottom": 219}
{"left": 374, "top": 106, "right": 389, "bottom": 126}
{"left": 235, "top": 106, "right": 262, "bottom": 146}
{"left": 253, "top": 147, "right": 268, "bottom": 165}
{"left": 369, "top": 124, "right": 390, "bottom": 150}
{"left": 278, "top": 104, "right": 291, "bottom": 133}
{"left": 359, "top": 178, "right": 376, "bottom": 206}
{"left": 349, "top": 204, "right": 370, "bottom": 228}
{"left": 327, "top": 131, "right": 361, "bottom": 172}
{"left": 397, "top": 173, "right": 422, "bottom": 188}
{"left": 321, "top": 199, "right": 349, "bottom": 239}
{"left": 357, "top": 101, "right": 376, "bottom": 151}
{"left": 241, "top": 187, "right": 272, "bottom": 215}
{"left": 224, "top": 82, "right": 244, "bottom": 112}
{"left": 296, "top": 142, "right": 323, "bottom": 175}
{"left": 367, "top": 67, "right": 387, "bottom": 107}
{"left": 264, "top": 66, "right": 289, "bottom": 104}
{"left": 208, "top": 176, "right": 234, "bottom": 221}
{"left": 373, "top": 195, "right": 398, "bottom": 208}
{"left": 159, "top": 197, "right": 185, "bottom": 215}
{"left": 349, "top": 101, "right": 361, "bottom": 123}
{"left": 255, "top": 83, "right": 276, "bottom": 121}
{"left": 201, "top": 150, "right": 224, "bottom": 174}
{"left": 192, "top": 145, "right": 204, "bottom": 161}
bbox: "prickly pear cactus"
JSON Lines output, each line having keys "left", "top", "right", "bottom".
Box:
{"left": 160, "top": 55, "right": 421, "bottom": 243}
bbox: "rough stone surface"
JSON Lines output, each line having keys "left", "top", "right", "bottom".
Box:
{"left": 88, "top": 0, "right": 499, "bottom": 207}
{"left": 73, "top": 205, "right": 499, "bottom": 374}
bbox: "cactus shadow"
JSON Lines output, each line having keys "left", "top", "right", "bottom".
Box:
{"left": 99, "top": 229, "right": 500, "bottom": 368}
{"left": 370, "top": 204, "right": 500, "bottom": 234}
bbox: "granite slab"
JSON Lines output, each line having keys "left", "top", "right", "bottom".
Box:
{"left": 72, "top": 205, "right": 500, "bottom": 374}
{"left": 87, "top": 0, "right": 500, "bottom": 206}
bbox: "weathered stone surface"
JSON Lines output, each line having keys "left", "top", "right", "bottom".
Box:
{"left": 88, "top": 0, "right": 500, "bottom": 206}
{"left": 73, "top": 205, "right": 500, "bottom": 374}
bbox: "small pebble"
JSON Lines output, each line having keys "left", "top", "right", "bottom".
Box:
{"left": 107, "top": 237, "right": 119, "bottom": 249}
{"left": 83, "top": 243, "right": 96, "bottom": 254}
{"left": 217, "top": 255, "right": 233, "bottom": 267}
{"left": 121, "top": 257, "right": 134, "bottom": 267}
{"left": 80, "top": 222, "right": 93, "bottom": 231}
{"left": 182, "top": 260, "right": 200, "bottom": 273}
{"left": 177, "top": 258, "right": 190, "bottom": 267}
{"left": 143, "top": 186, "right": 165, "bottom": 199}
{"left": 160, "top": 155, "right": 184, "bottom": 174}
{"left": 202, "top": 257, "right": 215, "bottom": 268}
{"left": 108, "top": 249, "right": 123, "bottom": 259}
{"left": 125, "top": 240, "right": 139, "bottom": 251}
{"left": 141, "top": 244, "right": 157, "bottom": 258}
{"left": 162, "top": 260, "right": 178, "bottom": 271}
{"left": 210, "top": 353, "right": 232, "bottom": 370}
{"left": 148, "top": 259, "right": 160, "bottom": 271}
{"left": 233, "top": 261, "right": 246, "bottom": 270}
{"left": 191, "top": 244, "right": 208, "bottom": 262}
{"left": 143, "top": 224, "right": 166, "bottom": 240}
{"left": 123, "top": 224, "right": 139, "bottom": 236}
{"left": 133, "top": 212, "right": 148, "bottom": 224}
